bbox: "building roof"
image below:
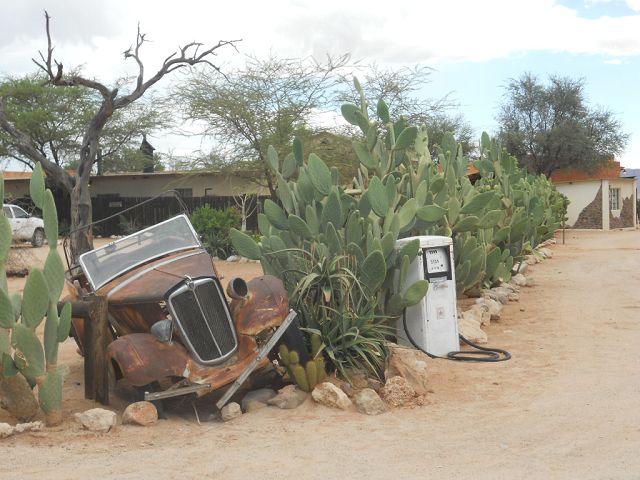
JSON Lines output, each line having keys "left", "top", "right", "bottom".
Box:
{"left": 550, "top": 160, "right": 625, "bottom": 183}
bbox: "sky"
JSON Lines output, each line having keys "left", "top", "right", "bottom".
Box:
{"left": 1, "top": 0, "right": 639, "bottom": 168}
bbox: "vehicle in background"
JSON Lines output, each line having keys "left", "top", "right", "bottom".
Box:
{"left": 2, "top": 203, "right": 45, "bottom": 247}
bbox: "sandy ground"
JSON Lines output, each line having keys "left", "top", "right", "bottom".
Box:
{"left": 1, "top": 229, "right": 640, "bottom": 479}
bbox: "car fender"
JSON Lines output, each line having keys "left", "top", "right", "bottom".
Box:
{"left": 229, "top": 275, "right": 289, "bottom": 336}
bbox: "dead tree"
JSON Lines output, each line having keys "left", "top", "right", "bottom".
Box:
{"left": 0, "top": 11, "right": 238, "bottom": 263}
{"left": 233, "top": 193, "right": 258, "bottom": 231}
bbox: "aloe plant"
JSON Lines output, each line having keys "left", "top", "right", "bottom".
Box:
{"left": 0, "top": 165, "right": 70, "bottom": 426}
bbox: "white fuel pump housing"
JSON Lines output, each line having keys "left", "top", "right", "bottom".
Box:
{"left": 395, "top": 235, "right": 459, "bottom": 357}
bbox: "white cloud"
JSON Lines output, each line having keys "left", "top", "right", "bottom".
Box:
{"left": 604, "top": 58, "right": 624, "bottom": 63}
{"left": 2, "top": 0, "right": 640, "bottom": 82}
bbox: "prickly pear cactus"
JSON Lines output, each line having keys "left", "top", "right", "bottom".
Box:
{"left": 0, "top": 165, "right": 71, "bottom": 426}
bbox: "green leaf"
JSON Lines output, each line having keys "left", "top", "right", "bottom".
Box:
{"left": 430, "top": 176, "right": 445, "bottom": 194}
{"left": 361, "top": 250, "right": 386, "bottom": 294}
{"left": 353, "top": 141, "right": 376, "bottom": 170}
{"left": 0, "top": 330, "right": 10, "bottom": 356}
{"left": 44, "top": 304, "right": 59, "bottom": 365}
{"left": 493, "top": 226, "right": 511, "bottom": 244}
{"left": 478, "top": 209, "right": 503, "bottom": 229}
{"left": 282, "top": 152, "right": 297, "bottom": 180}
{"left": 393, "top": 126, "right": 418, "bottom": 150}
{"left": 0, "top": 288, "right": 15, "bottom": 328}
{"left": 326, "top": 222, "right": 342, "bottom": 256}
{"left": 43, "top": 189, "right": 58, "bottom": 244}
{"left": 29, "top": 163, "right": 45, "bottom": 209}
{"left": 345, "top": 212, "right": 362, "bottom": 246}
{"left": 341, "top": 103, "right": 369, "bottom": 131}
{"left": 455, "top": 260, "right": 471, "bottom": 285}
{"left": 11, "top": 324, "right": 45, "bottom": 379}
{"left": 257, "top": 213, "right": 272, "bottom": 237}
{"left": 376, "top": 98, "right": 390, "bottom": 123}
{"left": 43, "top": 250, "right": 65, "bottom": 303}
{"left": 288, "top": 215, "right": 313, "bottom": 240}
{"left": 57, "top": 302, "right": 72, "bottom": 343}
{"left": 416, "top": 205, "right": 447, "bottom": 222}
{"left": 308, "top": 153, "right": 332, "bottom": 196}
{"left": 398, "top": 238, "right": 420, "bottom": 263}
{"left": 305, "top": 205, "right": 320, "bottom": 235}
{"left": 368, "top": 176, "right": 389, "bottom": 217}
{"left": 460, "top": 191, "right": 496, "bottom": 215}
{"left": 267, "top": 145, "right": 279, "bottom": 173}
{"left": 397, "top": 198, "right": 417, "bottom": 230}
{"left": 264, "top": 199, "right": 289, "bottom": 230}
{"left": 38, "top": 370, "right": 63, "bottom": 415}
{"left": 452, "top": 216, "right": 479, "bottom": 234}
{"left": 276, "top": 173, "right": 295, "bottom": 214}
{"left": 229, "top": 229, "right": 262, "bottom": 260}
{"left": 0, "top": 215, "right": 11, "bottom": 263}
{"left": 293, "top": 136, "right": 304, "bottom": 166}
{"left": 21, "top": 269, "right": 49, "bottom": 329}
{"left": 402, "top": 280, "right": 429, "bottom": 307}
{"left": 320, "top": 189, "right": 343, "bottom": 230}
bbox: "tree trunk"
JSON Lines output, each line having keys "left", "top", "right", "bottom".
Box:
{"left": 69, "top": 179, "right": 94, "bottom": 265}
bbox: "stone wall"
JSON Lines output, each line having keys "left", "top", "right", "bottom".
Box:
{"left": 573, "top": 185, "right": 603, "bottom": 229}
{"left": 609, "top": 195, "right": 635, "bottom": 228}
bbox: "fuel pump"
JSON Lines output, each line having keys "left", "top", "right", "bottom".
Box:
{"left": 395, "top": 236, "right": 459, "bottom": 356}
{"left": 395, "top": 235, "right": 511, "bottom": 362}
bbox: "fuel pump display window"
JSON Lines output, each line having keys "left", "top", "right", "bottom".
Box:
{"left": 424, "top": 247, "right": 449, "bottom": 274}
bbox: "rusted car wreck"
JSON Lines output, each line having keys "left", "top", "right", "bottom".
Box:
{"left": 65, "top": 214, "right": 295, "bottom": 410}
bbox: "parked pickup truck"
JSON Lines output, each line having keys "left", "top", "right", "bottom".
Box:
{"left": 2, "top": 204, "right": 45, "bottom": 247}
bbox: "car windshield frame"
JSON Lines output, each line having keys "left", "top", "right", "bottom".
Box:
{"left": 79, "top": 214, "right": 202, "bottom": 291}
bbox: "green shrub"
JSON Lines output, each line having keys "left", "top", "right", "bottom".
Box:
{"left": 190, "top": 205, "right": 241, "bottom": 258}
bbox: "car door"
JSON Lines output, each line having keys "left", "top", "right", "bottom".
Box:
{"left": 3, "top": 206, "right": 17, "bottom": 236}
{"left": 10, "top": 206, "right": 33, "bottom": 240}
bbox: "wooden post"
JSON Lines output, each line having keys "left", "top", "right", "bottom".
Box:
{"left": 59, "top": 298, "right": 111, "bottom": 405}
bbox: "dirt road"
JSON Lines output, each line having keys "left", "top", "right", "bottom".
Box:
{"left": 2, "top": 229, "right": 639, "bottom": 479}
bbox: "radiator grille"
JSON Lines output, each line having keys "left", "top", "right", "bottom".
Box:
{"left": 168, "top": 278, "right": 238, "bottom": 365}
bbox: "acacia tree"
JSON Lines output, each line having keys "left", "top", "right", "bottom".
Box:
{"left": 175, "top": 54, "right": 349, "bottom": 199}
{"left": 497, "top": 73, "right": 629, "bottom": 176}
{"left": 0, "top": 11, "right": 236, "bottom": 262}
{"left": 336, "top": 64, "right": 474, "bottom": 154}
{"left": 0, "top": 74, "right": 167, "bottom": 172}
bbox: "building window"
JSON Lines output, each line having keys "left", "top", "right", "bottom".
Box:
{"left": 175, "top": 188, "right": 193, "bottom": 198}
{"left": 204, "top": 188, "right": 214, "bottom": 197}
{"left": 609, "top": 187, "right": 620, "bottom": 210}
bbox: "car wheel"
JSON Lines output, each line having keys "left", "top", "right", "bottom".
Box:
{"left": 31, "top": 228, "right": 44, "bottom": 248}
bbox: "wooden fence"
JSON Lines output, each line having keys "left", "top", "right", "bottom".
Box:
{"left": 50, "top": 194, "right": 264, "bottom": 237}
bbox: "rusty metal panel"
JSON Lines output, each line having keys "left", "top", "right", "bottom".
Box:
{"left": 230, "top": 275, "right": 289, "bottom": 336}
{"left": 102, "top": 250, "right": 216, "bottom": 304}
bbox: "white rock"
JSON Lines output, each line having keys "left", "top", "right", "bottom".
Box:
{"left": 226, "top": 255, "right": 239, "bottom": 262}
{"left": 511, "top": 273, "right": 527, "bottom": 287}
{"left": 74, "top": 408, "right": 117, "bottom": 433}
{"left": 0, "top": 423, "right": 13, "bottom": 438}
{"left": 12, "top": 421, "right": 44, "bottom": 434}
{"left": 380, "top": 376, "right": 416, "bottom": 407}
{"left": 311, "top": 382, "right": 352, "bottom": 410}
{"left": 353, "top": 389, "right": 387, "bottom": 415}
{"left": 241, "top": 388, "right": 277, "bottom": 412}
{"left": 122, "top": 401, "right": 158, "bottom": 426}
{"left": 458, "top": 317, "right": 488, "bottom": 344}
{"left": 484, "top": 298, "right": 503, "bottom": 320}
{"left": 466, "top": 304, "right": 491, "bottom": 326}
{"left": 267, "top": 385, "right": 308, "bottom": 409}
{"left": 385, "top": 345, "right": 430, "bottom": 396}
{"left": 220, "top": 402, "right": 242, "bottom": 422}
{"left": 537, "top": 247, "right": 553, "bottom": 258}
